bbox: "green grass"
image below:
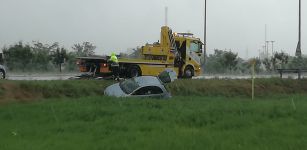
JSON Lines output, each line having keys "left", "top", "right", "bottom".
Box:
{"left": 1, "top": 79, "right": 307, "bottom": 149}
{"left": 1, "top": 96, "right": 307, "bottom": 150}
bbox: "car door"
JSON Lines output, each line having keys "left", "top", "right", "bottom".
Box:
{"left": 131, "top": 86, "right": 165, "bottom": 98}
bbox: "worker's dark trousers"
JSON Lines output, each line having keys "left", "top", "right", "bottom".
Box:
{"left": 111, "top": 63, "right": 120, "bottom": 80}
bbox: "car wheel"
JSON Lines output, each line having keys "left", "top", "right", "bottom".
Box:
{"left": 183, "top": 66, "right": 194, "bottom": 79}
{"left": 129, "top": 65, "right": 141, "bottom": 78}
{"left": 0, "top": 69, "right": 5, "bottom": 79}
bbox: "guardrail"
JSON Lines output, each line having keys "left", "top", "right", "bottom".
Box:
{"left": 277, "top": 69, "right": 307, "bottom": 79}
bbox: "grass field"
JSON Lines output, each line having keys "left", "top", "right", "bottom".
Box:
{"left": 1, "top": 96, "right": 307, "bottom": 150}
{"left": 1, "top": 79, "right": 307, "bottom": 150}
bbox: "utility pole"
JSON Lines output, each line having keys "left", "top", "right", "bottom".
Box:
{"left": 266, "top": 41, "right": 270, "bottom": 58}
{"left": 265, "top": 24, "right": 267, "bottom": 58}
{"left": 295, "top": 0, "right": 302, "bottom": 57}
{"left": 270, "top": 41, "right": 275, "bottom": 56}
{"left": 262, "top": 45, "right": 266, "bottom": 60}
{"left": 204, "top": 0, "right": 207, "bottom": 61}
{"left": 251, "top": 59, "right": 256, "bottom": 100}
{"left": 246, "top": 47, "right": 249, "bottom": 60}
{"left": 165, "top": 7, "right": 168, "bottom": 26}
{"left": 258, "top": 49, "right": 261, "bottom": 59}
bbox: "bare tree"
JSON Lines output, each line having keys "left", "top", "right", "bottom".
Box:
{"left": 51, "top": 47, "right": 68, "bottom": 72}
{"left": 72, "top": 42, "right": 96, "bottom": 57}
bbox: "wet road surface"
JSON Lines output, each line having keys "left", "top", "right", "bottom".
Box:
{"left": 4, "top": 73, "right": 306, "bottom": 80}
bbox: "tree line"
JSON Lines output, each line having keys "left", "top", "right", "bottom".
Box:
{"left": 1, "top": 41, "right": 96, "bottom": 72}
{"left": 204, "top": 49, "right": 307, "bottom": 74}
{"left": 1, "top": 41, "right": 306, "bottom": 74}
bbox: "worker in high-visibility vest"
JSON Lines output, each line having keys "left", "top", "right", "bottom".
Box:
{"left": 110, "top": 52, "right": 118, "bottom": 63}
{"left": 109, "top": 53, "right": 120, "bottom": 80}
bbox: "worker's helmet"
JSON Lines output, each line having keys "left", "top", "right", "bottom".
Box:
{"left": 111, "top": 52, "right": 116, "bottom": 56}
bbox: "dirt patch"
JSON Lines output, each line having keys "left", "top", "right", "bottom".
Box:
{"left": 0, "top": 82, "right": 42, "bottom": 104}
{"left": 0, "top": 80, "right": 112, "bottom": 105}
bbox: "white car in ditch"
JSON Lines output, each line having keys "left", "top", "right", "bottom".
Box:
{"left": 0, "top": 65, "right": 6, "bottom": 79}
{"left": 104, "top": 69, "right": 177, "bottom": 98}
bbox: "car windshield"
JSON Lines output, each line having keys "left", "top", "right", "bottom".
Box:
{"left": 119, "top": 78, "right": 140, "bottom": 94}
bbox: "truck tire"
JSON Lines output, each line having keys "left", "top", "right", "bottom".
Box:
{"left": 128, "top": 65, "right": 141, "bottom": 78}
{"left": 183, "top": 66, "right": 194, "bottom": 79}
{"left": 0, "top": 69, "right": 5, "bottom": 79}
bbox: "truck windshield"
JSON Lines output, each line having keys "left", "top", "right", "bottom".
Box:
{"left": 190, "top": 41, "right": 200, "bottom": 53}
{"left": 119, "top": 78, "right": 140, "bottom": 94}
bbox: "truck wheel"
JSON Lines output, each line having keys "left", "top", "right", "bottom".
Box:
{"left": 0, "top": 69, "right": 5, "bottom": 79}
{"left": 183, "top": 66, "right": 194, "bottom": 79}
{"left": 129, "top": 65, "right": 141, "bottom": 78}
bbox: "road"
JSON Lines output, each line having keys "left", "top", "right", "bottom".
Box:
{"left": 4, "top": 73, "right": 306, "bottom": 80}
{"left": 6, "top": 73, "right": 77, "bottom": 80}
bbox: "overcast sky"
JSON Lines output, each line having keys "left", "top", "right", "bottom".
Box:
{"left": 0, "top": 0, "right": 306, "bottom": 58}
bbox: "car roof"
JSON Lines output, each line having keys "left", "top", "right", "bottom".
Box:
{"left": 134, "top": 76, "right": 163, "bottom": 87}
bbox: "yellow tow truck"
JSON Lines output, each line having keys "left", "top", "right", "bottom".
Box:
{"left": 76, "top": 26, "right": 204, "bottom": 78}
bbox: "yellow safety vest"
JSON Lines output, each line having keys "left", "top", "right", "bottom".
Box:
{"left": 110, "top": 55, "right": 118, "bottom": 63}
